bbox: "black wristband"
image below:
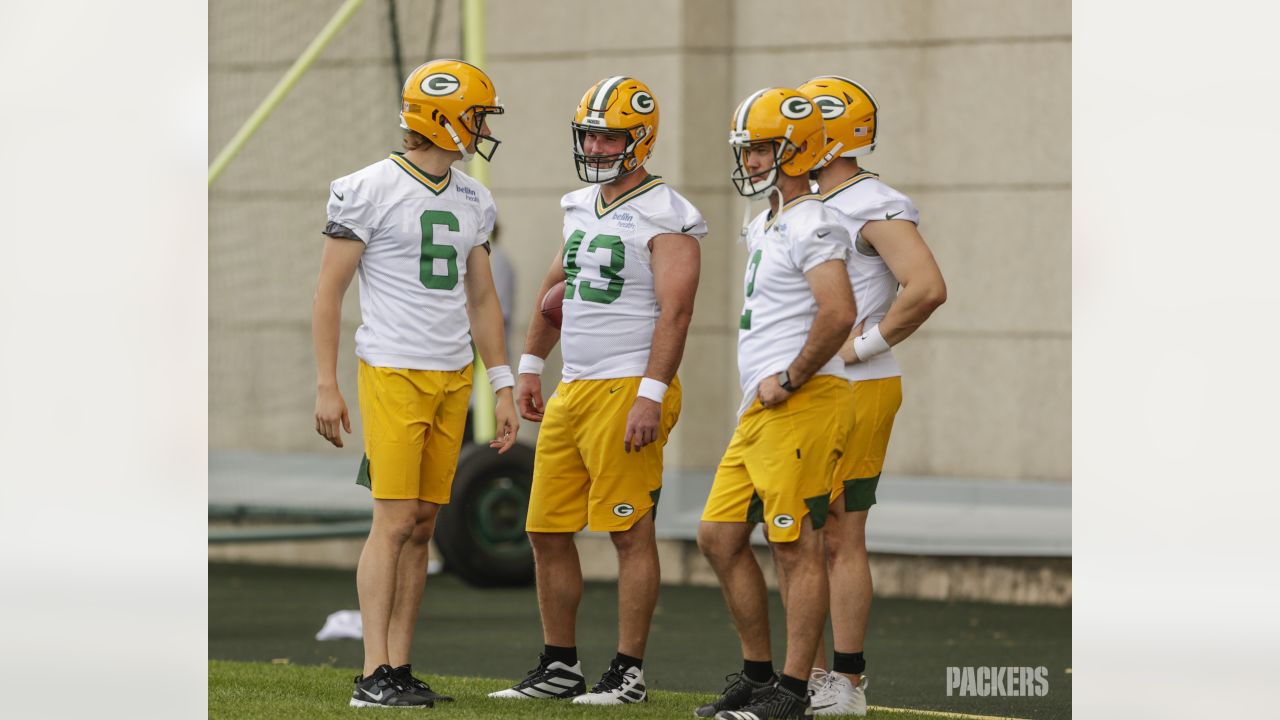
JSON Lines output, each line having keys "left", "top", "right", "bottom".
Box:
{"left": 778, "top": 369, "right": 800, "bottom": 392}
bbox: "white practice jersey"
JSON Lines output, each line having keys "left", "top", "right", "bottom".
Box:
{"left": 735, "top": 196, "right": 853, "bottom": 418}
{"left": 822, "top": 171, "right": 920, "bottom": 382}
{"left": 325, "top": 153, "right": 496, "bottom": 370}
{"left": 558, "top": 175, "right": 707, "bottom": 381}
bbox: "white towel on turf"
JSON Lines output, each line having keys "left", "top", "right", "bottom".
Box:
{"left": 315, "top": 609, "right": 362, "bottom": 641}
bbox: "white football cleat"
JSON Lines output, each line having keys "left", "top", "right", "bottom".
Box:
{"left": 572, "top": 663, "right": 647, "bottom": 705}
{"left": 809, "top": 669, "right": 867, "bottom": 716}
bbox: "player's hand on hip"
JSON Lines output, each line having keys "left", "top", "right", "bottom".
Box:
{"left": 492, "top": 390, "right": 520, "bottom": 454}
{"left": 516, "top": 373, "right": 545, "bottom": 422}
{"left": 624, "top": 396, "right": 661, "bottom": 453}
{"left": 315, "top": 385, "right": 352, "bottom": 448}
{"left": 838, "top": 320, "right": 867, "bottom": 365}
{"left": 757, "top": 374, "right": 793, "bottom": 409}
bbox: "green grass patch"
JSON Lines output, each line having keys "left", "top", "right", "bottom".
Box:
{"left": 209, "top": 659, "right": 1024, "bottom": 720}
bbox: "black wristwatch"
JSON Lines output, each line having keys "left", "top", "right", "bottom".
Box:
{"left": 777, "top": 369, "right": 800, "bottom": 393}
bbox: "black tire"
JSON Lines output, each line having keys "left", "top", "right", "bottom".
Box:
{"left": 435, "top": 442, "right": 536, "bottom": 587}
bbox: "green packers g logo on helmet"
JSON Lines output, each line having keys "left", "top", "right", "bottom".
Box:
{"left": 421, "top": 73, "right": 460, "bottom": 96}
{"left": 813, "top": 95, "right": 845, "bottom": 119}
{"left": 631, "top": 91, "right": 655, "bottom": 114}
{"left": 780, "top": 97, "right": 813, "bottom": 120}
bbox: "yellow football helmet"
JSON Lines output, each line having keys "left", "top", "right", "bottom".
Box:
{"left": 728, "top": 87, "right": 826, "bottom": 197}
{"left": 400, "top": 59, "right": 504, "bottom": 161}
{"left": 797, "top": 75, "right": 878, "bottom": 165}
{"left": 571, "top": 76, "right": 660, "bottom": 183}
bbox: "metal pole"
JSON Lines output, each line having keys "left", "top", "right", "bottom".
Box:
{"left": 208, "top": 0, "right": 369, "bottom": 186}
{"left": 463, "top": 0, "right": 497, "bottom": 443}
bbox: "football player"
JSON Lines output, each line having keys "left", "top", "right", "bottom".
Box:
{"left": 312, "top": 58, "right": 519, "bottom": 708}
{"left": 796, "top": 76, "right": 946, "bottom": 716}
{"left": 489, "top": 76, "right": 706, "bottom": 705}
{"left": 695, "top": 88, "right": 858, "bottom": 720}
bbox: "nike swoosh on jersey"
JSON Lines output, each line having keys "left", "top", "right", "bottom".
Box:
{"left": 681, "top": 223, "right": 698, "bottom": 232}
{"left": 816, "top": 231, "right": 830, "bottom": 238}
{"left": 332, "top": 189, "right": 345, "bottom": 201}
{"left": 886, "top": 210, "right": 903, "bottom": 220}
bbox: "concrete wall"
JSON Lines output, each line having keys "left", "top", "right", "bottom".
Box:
{"left": 210, "top": 1, "right": 1070, "bottom": 483}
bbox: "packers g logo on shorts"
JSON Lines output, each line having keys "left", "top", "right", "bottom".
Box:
{"left": 812, "top": 95, "right": 846, "bottom": 120}
{"left": 421, "top": 73, "right": 460, "bottom": 96}
{"left": 612, "top": 503, "right": 636, "bottom": 518}
{"left": 772, "top": 514, "right": 795, "bottom": 529}
{"left": 780, "top": 97, "right": 813, "bottom": 120}
{"left": 631, "top": 91, "right": 655, "bottom": 114}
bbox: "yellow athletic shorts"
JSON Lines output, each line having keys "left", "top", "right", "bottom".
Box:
{"left": 831, "top": 376, "right": 903, "bottom": 512}
{"left": 702, "top": 375, "right": 856, "bottom": 543}
{"left": 355, "top": 359, "right": 473, "bottom": 503}
{"left": 527, "top": 376, "right": 682, "bottom": 533}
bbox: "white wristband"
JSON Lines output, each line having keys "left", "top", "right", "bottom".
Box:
{"left": 852, "top": 324, "right": 891, "bottom": 362}
{"left": 518, "top": 354, "right": 546, "bottom": 375}
{"left": 486, "top": 365, "right": 514, "bottom": 392}
{"left": 637, "top": 377, "right": 668, "bottom": 403}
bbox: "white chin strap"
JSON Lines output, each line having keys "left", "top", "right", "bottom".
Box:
{"left": 584, "top": 159, "right": 624, "bottom": 183}
{"left": 739, "top": 182, "right": 784, "bottom": 243}
{"left": 740, "top": 164, "right": 778, "bottom": 198}
{"left": 817, "top": 141, "right": 846, "bottom": 169}
{"left": 439, "top": 116, "right": 471, "bottom": 159}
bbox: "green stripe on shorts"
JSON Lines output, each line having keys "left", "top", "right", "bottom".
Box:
{"left": 356, "top": 454, "right": 372, "bottom": 490}
{"left": 746, "top": 491, "right": 764, "bottom": 525}
{"left": 804, "top": 493, "right": 831, "bottom": 530}
{"left": 842, "top": 474, "right": 880, "bottom": 512}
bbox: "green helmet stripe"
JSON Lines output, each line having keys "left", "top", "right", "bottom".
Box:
{"left": 590, "top": 75, "right": 629, "bottom": 117}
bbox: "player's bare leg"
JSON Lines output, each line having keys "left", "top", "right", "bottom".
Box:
{"left": 489, "top": 531, "right": 588, "bottom": 700}
{"left": 769, "top": 518, "right": 830, "bottom": 681}
{"left": 698, "top": 520, "right": 772, "bottom": 661}
{"left": 386, "top": 500, "right": 439, "bottom": 667}
{"left": 356, "top": 498, "right": 420, "bottom": 675}
{"left": 611, "top": 510, "right": 660, "bottom": 658}
{"left": 529, "top": 530, "right": 583, "bottom": 647}
{"left": 824, "top": 502, "right": 871, "bottom": 685}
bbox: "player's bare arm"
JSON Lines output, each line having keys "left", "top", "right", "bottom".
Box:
{"left": 515, "top": 247, "right": 568, "bottom": 422}
{"left": 624, "top": 232, "right": 700, "bottom": 453}
{"left": 836, "top": 220, "right": 946, "bottom": 364}
{"left": 312, "top": 235, "right": 365, "bottom": 447}
{"left": 464, "top": 244, "right": 520, "bottom": 454}
{"left": 760, "top": 258, "right": 857, "bottom": 408}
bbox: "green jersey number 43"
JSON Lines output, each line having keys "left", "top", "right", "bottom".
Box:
{"left": 563, "top": 230, "right": 626, "bottom": 304}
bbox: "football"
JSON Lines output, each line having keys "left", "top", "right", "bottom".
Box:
{"left": 541, "top": 280, "right": 567, "bottom": 329}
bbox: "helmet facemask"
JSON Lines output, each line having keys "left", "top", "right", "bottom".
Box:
{"left": 572, "top": 122, "right": 646, "bottom": 184}
{"left": 460, "top": 104, "right": 504, "bottom": 161}
{"left": 730, "top": 132, "right": 801, "bottom": 198}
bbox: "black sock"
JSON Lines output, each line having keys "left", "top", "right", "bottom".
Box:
{"left": 778, "top": 673, "right": 808, "bottom": 698}
{"left": 613, "top": 652, "right": 643, "bottom": 670}
{"left": 832, "top": 651, "right": 866, "bottom": 675}
{"left": 742, "top": 659, "right": 774, "bottom": 684}
{"left": 544, "top": 644, "right": 578, "bottom": 666}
